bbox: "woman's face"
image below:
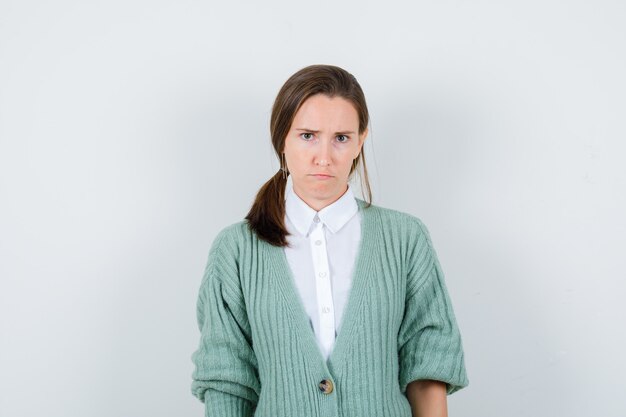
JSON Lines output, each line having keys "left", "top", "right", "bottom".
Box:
{"left": 283, "top": 93, "right": 368, "bottom": 211}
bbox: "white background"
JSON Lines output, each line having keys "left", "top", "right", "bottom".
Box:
{"left": 1, "top": 1, "right": 625, "bottom": 416}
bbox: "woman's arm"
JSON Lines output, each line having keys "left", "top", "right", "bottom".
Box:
{"left": 191, "top": 228, "right": 261, "bottom": 417}
{"left": 406, "top": 379, "right": 448, "bottom": 417}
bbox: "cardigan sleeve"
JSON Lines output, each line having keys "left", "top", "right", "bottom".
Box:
{"left": 191, "top": 227, "right": 261, "bottom": 416}
{"left": 397, "top": 219, "right": 469, "bottom": 396}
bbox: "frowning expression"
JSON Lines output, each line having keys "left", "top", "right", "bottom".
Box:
{"left": 283, "top": 93, "right": 367, "bottom": 211}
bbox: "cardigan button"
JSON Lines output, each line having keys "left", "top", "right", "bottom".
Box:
{"left": 318, "top": 379, "right": 334, "bottom": 394}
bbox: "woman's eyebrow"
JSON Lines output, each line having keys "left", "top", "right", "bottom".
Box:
{"left": 295, "top": 128, "right": 356, "bottom": 134}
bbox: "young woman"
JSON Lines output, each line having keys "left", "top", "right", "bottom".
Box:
{"left": 191, "top": 64, "right": 469, "bottom": 417}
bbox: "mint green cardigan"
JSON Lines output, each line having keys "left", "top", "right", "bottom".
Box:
{"left": 191, "top": 199, "right": 469, "bottom": 416}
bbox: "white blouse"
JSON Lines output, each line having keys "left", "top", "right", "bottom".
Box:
{"left": 283, "top": 182, "right": 361, "bottom": 360}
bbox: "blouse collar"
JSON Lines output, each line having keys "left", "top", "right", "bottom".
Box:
{"left": 285, "top": 182, "right": 358, "bottom": 237}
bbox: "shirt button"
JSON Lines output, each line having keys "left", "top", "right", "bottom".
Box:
{"left": 318, "top": 379, "right": 334, "bottom": 394}
{"left": 315, "top": 240, "right": 322, "bottom": 245}
{"left": 314, "top": 216, "right": 320, "bottom": 223}
{"left": 318, "top": 271, "right": 326, "bottom": 277}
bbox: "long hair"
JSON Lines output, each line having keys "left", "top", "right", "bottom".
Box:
{"left": 244, "top": 64, "right": 373, "bottom": 247}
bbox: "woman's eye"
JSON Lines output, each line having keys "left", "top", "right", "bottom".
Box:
{"left": 336, "top": 135, "right": 349, "bottom": 143}
{"left": 301, "top": 133, "right": 314, "bottom": 141}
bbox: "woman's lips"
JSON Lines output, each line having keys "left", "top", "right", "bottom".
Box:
{"left": 311, "top": 174, "right": 333, "bottom": 179}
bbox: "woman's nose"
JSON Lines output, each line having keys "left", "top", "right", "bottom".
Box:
{"left": 315, "top": 139, "right": 332, "bottom": 165}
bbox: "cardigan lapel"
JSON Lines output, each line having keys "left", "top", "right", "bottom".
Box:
{"left": 270, "top": 198, "right": 377, "bottom": 373}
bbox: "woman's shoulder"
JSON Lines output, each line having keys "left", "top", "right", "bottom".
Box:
{"left": 202, "top": 220, "right": 252, "bottom": 283}
{"left": 213, "top": 219, "right": 249, "bottom": 238}
{"left": 209, "top": 220, "right": 253, "bottom": 250}
{"left": 358, "top": 198, "right": 433, "bottom": 239}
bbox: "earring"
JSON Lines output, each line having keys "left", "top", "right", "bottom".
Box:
{"left": 281, "top": 153, "right": 288, "bottom": 180}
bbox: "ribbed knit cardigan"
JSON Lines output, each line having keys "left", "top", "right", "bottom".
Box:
{"left": 191, "top": 198, "right": 469, "bottom": 417}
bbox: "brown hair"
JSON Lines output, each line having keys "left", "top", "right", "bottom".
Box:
{"left": 244, "top": 64, "right": 373, "bottom": 247}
